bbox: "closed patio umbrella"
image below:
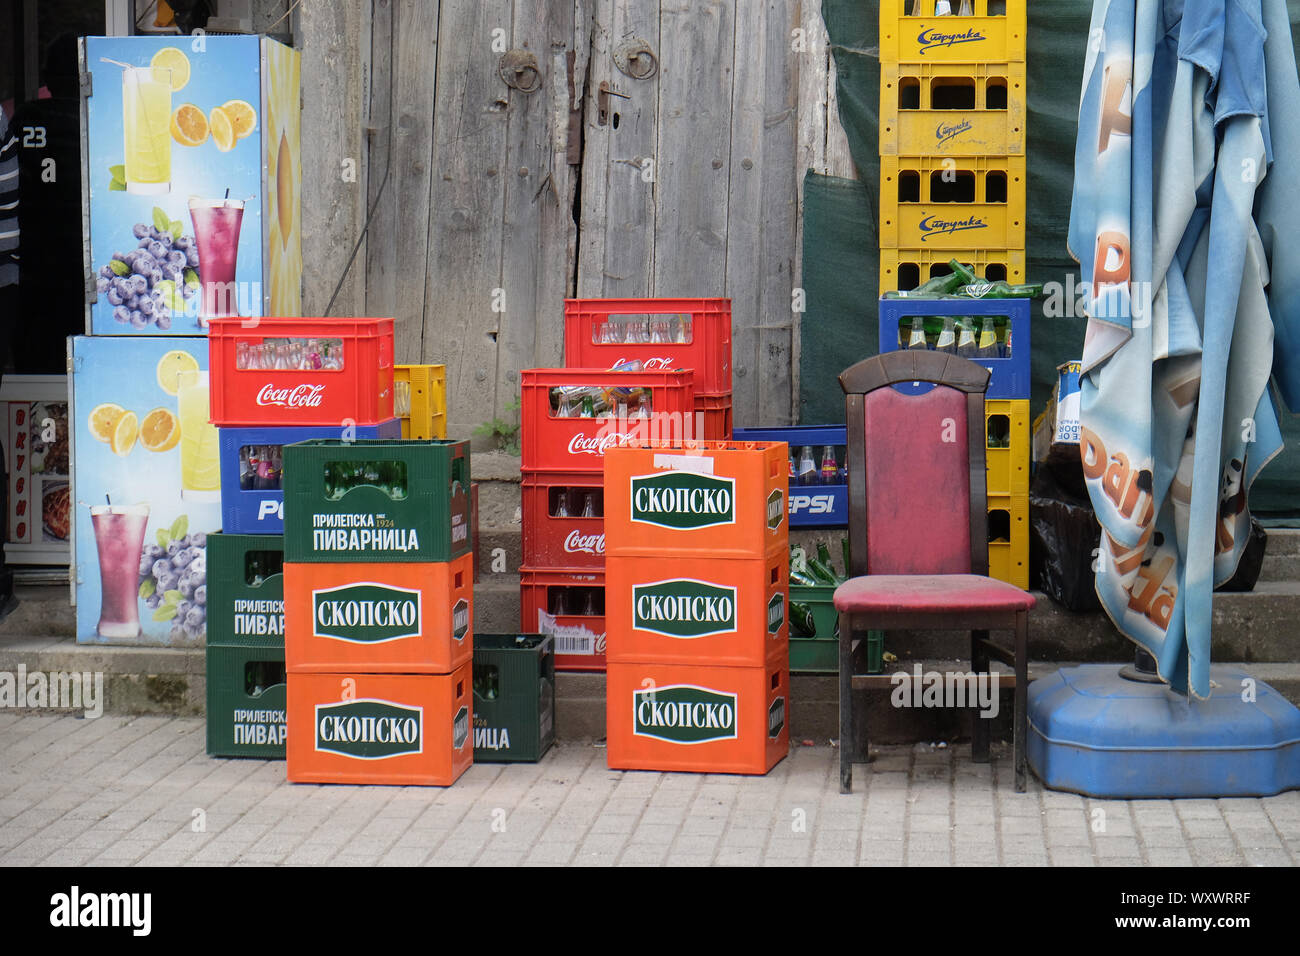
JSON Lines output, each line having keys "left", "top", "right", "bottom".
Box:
{"left": 1068, "top": 0, "right": 1300, "bottom": 699}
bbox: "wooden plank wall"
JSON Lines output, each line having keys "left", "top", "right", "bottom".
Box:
{"left": 321, "top": 0, "right": 852, "bottom": 432}
{"left": 577, "top": 0, "right": 800, "bottom": 426}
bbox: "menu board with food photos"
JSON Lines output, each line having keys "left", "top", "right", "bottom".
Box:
{"left": 1, "top": 376, "right": 71, "bottom": 565}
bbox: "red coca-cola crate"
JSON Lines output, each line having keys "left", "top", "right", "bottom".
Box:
{"left": 522, "top": 473, "right": 605, "bottom": 570}
{"left": 696, "top": 393, "right": 733, "bottom": 441}
{"left": 520, "top": 567, "right": 606, "bottom": 672}
{"left": 520, "top": 369, "right": 694, "bottom": 474}
{"left": 564, "top": 298, "right": 732, "bottom": 396}
{"left": 208, "top": 317, "right": 395, "bottom": 427}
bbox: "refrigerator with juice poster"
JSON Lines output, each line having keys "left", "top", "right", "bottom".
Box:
{"left": 80, "top": 34, "right": 301, "bottom": 334}
{"left": 70, "top": 336, "right": 221, "bottom": 645}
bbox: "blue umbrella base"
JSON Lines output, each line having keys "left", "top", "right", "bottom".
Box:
{"left": 1028, "top": 664, "right": 1300, "bottom": 798}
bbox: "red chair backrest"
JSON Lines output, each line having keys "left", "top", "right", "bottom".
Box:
{"left": 840, "top": 350, "right": 991, "bottom": 577}
{"left": 861, "top": 384, "right": 971, "bottom": 573}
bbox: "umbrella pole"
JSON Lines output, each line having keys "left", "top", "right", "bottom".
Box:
{"left": 1118, "top": 647, "right": 1163, "bottom": 683}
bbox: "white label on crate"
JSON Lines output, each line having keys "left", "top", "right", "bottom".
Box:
{"left": 651, "top": 453, "right": 715, "bottom": 475}
{"left": 537, "top": 610, "right": 604, "bottom": 657}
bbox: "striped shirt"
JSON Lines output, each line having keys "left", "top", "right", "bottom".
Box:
{"left": 0, "top": 112, "right": 17, "bottom": 289}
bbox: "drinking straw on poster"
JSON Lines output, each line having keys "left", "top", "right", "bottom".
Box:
{"left": 99, "top": 57, "right": 132, "bottom": 68}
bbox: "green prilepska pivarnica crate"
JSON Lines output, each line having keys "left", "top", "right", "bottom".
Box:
{"left": 206, "top": 644, "right": 287, "bottom": 758}
{"left": 789, "top": 584, "right": 883, "bottom": 674}
{"left": 206, "top": 533, "right": 285, "bottom": 647}
{"left": 473, "top": 634, "right": 556, "bottom": 763}
{"left": 282, "top": 439, "right": 471, "bottom": 563}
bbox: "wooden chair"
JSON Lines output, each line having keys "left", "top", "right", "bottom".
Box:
{"left": 835, "top": 349, "right": 1034, "bottom": 793}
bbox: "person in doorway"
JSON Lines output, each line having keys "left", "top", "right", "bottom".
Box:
{"left": 10, "top": 32, "right": 82, "bottom": 374}
{"left": 0, "top": 108, "right": 22, "bottom": 620}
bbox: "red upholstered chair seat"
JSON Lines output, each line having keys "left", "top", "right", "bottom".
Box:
{"left": 834, "top": 574, "right": 1037, "bottom": 615}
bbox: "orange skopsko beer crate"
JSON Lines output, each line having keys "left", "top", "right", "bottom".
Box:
{"left": 605, "top": 651, "right": 789, "bottom": 775}
{"left": 283, "top": 553, "right": 473, "bottom": 674}
{"left": 603, "top": 440, "right": 788, "bottom": 561}
{"left": 286, "top": 664, "right": 473, "bottom": 786}
{"left": 604, "top": 552, "right": 788, "bottom": 668}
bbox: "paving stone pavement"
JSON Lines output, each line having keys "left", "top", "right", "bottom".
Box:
{"left": 0, "top": 713, "right": 1297, "bottom": 866}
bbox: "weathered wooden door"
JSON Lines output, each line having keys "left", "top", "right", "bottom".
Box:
{"left": 578, "top": 0, "right": 798, "bottom": 426}
{"left": 350, "top": 0, "right": 802, "bottom": 433}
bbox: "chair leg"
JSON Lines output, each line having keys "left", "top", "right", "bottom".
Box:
{"left": 970, "top": 629, "right": 990, "bottom": 764}
{"left": 839, "top": 611, "right": 852, "bottom": 794}
{"left": 1014, "top": 610, "right": 1028, "bottom": 793}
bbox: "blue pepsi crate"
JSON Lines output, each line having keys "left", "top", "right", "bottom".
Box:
{"left": 733, "top": 425, "right": 848, "bottom": 528}
{"left": 878, "top": 296, "right": 1031, "bottom": 400}
{"left": 219, "top": 420, "right": 402, "bottom": 534}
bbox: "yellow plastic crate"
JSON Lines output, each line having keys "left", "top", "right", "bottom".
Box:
{"left": 881, "top": 60, "right": 1026, "bottom": 156}
{"left": 394, "top": 363, "right": 447, "bottom": 439}
{"left": 985, "top": 398, "right": 1030, "bottom": 497}
{"left": 880, "top": 248, "right": 1025, "bottom": 293}
{"left": 880, "top": 155, "right": 1025, "bottom": 250}
{"left": 987, "top": 492, "right": 1028, "bottom": 590}
{"left": 881, "top": 0, "right": 1026, "bottom": 64}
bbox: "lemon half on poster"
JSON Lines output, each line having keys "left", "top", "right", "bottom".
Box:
{"left": 88, "top": 403, "right": 127, "bottom": 443}
{"left": 156, "top": 350, "right": 199, "bottom": 396}
{"left": 150, "top": 47, "right": 191, "bottom": 92}
{"left": 110, "top": 411, "right": 139, "bottom": 457}
{"left": 140, "top": 407, "right": 181, "bottom": 453}
{"left": 220, "top": 99, "right": 257, "bottom": 140}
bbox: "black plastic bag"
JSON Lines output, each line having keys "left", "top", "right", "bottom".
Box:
{"left": 1029, "top": 460, "right": 1102, "bottom": 612}
{"left": 1215, "top": 518, "right": 1268, "bottom": 592}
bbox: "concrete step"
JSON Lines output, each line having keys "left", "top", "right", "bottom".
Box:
{"left": 1259, "top": 529, "right": 1300, "bottom": 582}
{"left": 4, "top": 628, "right": 1298, "bottom": 744}
{"left": 474, "top": 575, "right": 522, "bottom": 634}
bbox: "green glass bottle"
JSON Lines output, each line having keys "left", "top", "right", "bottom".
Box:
{"left": 884, "top": 269, "right": 965, "bottom": 298}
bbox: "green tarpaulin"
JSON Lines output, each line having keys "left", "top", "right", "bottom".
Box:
{"left": 802, "top": 0, "right": 1300, "bottom": 516}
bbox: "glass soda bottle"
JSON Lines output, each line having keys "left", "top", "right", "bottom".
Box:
{"left": 554, "top": 490, "right": 570, "bottom": 518}
{"left": 820, "top": 446, "right": 838, "bottom": 485}
{"left": 956, "top": 318, "right": 978, "bottom": 357}
{"left": 580, "top": 493, "right": 597, "bottom": 518}
{"left": 798, "top": 446, "right": 817, "bottom": 485}
{"left": 977, "top": 317, "right": 1000, "bottom": 359}
{"left": 906, "top": 316, "right": 929, "bottom": 350}
{"left": 935, "top": 316, "right": 957, "bottom": 353}
{"left": 239, "top": 446, "right": 254, "bottom": 490}
{"left": 247, "top": 446, "right": 262, "bottom": 489}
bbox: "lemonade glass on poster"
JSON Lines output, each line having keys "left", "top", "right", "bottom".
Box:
{"left": 177, "top": 370, "right": 220, "bottom": 500}
{"left": 122, "top": 66, "right": 172, "bottom": 195}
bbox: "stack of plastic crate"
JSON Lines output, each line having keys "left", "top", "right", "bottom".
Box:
{"left": 878, "top": 1, "right": 1030, "bottom": 588}
{"left": 204, "top": 316, "right": 401, "bottom": 759}
{"left": 517, "top": 367, "right": 696, "bottom": 672}
{"left": 603, "top": 440, "right": 790, "bottom": 775}
{"left": 878, "top": 0, "right": 1026, "bottom": 293}
{"left": 280, "top": 438, "right": 475, "bottom": 786}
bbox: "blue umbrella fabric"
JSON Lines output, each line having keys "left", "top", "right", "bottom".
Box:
{"left": 1068, "top": 0, "right": 1299, "bottom": 699}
